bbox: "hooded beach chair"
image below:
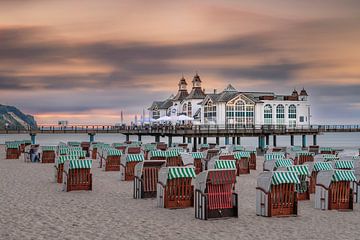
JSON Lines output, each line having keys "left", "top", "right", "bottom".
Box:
{"left": 294, "top": 151, "right": 314, "bottom": 165}
{"left": 142, "top": 143, "right": 157, "bottom": 159}
{"left": 89, "top": 142, "right": 102, "bottom": 160}
{"left": 309, "top": 145, "right": 319, "bottom": 154}
{"left": 353, "top": 160, "right": 360, "bottom": 203}
{"left": 63, "top": 159, "right": 92, "bottom": 192}
{"left": 126, "top": 146, "right": 142, "bottom": 154}
{"left": 198, "top": 143, "right": 210, "bottom": 152}
{"left": 234, "top": 151, "right": 251, "bottom": 175}
{"left": 334, "top": 160, "right": 354, "bottom": 170}
{"left": 287, "top": 165, "right": 311, "bottom": 200}
{"left": 81, "top": 142, "right": 90, "bottom": 156}
{"left": 218, "top": 151, "right": 235, "bottom": 160}
{"left": 133, "top": 160, "right": 166, "bottom": 199}
{"left": 157, "top": 166, "right": 196, "bottom": 209}
{"left": 204, "top": 149, "right": 220, "bottom": 160}
{"left": 315, "top": 170, "right": 356, "bottom": 210}
{"left": 67, "top": 141, "right": 81, "bottom": 147}
{"left": 244, "top": 150, "right": 257, "bottom": 170}
{"left": 6, "top": 142, "right": 21, "bottom": 159}
{"left": 256, "top": 171, "right": 300, "bottom": 217}
{"left": 308, "top": 162, "right": 333, "bottom": 194}
{"left": 55, "top": 155, "right": 79, "bottom": 183}
{"left": 120, "top": 153, "right": 145, "bottom": 181}
{"left": 103, "top": 148, "right": 122, "bottom": 171}
{"left": 262, "top": 153, "right": 286, "bottom": 171}
{"left": 194, "top": 160, "right": 238, "bottom": 220}
{"left": 166, "top": 149, "right": 184, "bottom": 166}
{"left": 41, "top": 146, "right": 57, "bottom": 163}
{"left": 190, "top": 152, "right": 205, "bottom": 174}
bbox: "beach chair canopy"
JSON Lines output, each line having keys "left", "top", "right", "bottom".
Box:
{"left": 287, "top": 165, "right": 310, "bottom": 177}
{"left": 65, "top": 150, "right": 86, "bottom": 158}
{"left": 104, "top": 148, "right": 123, "bottom": 157}
{"left": 158, "top": 167, "right": 196, "bottom": 185}
{"left": 126, "top": 154, "right": 145, "bottom": 162}
{"left": 142, "top": 143, "right": 157, "bottom": 151}
{"left": 312, "top": 162, "right": 333, "bottom": 172}
{"left": 335, "top": 160, "right": 354, "bottom": 169}
{"left": 41, "top": 146, "right": 57, "bottom": 151}
{"left": 234, "top": 151, "right": 251, "bottom": 159}
{"left": 290, "top": 146, "right": 303, "bottom": 152}
{"left": 233, "top": 145, "right": 246, "bottom": 152}
{"left": 57, "top": 155, "right": 80, "bottom": 165}
{"left": 275, "top": 159, "right": 294, "bottom": 168}
{"left": 149, "top": 150, "right": 167, "bottom": 158}
{"left": 191, "top": 152, "right": 205, "bottom": 159}
{"left": 6, "top": 143, "right": 20, "bottom": 149}
{"left": 264, "top": 152, "right": 285, "bottom": 161}
{"left": 195, "top": 169, "right": 236, "bottom": 193}
{"left": 67, "top": 141, "right": 81, "bottom": 147}
{"left": 296, "top": 151, "right": 314, "bottom": 157}
{"left": 257, "top": 171, "right": 300, "bottom": 193}
{"left": 64, "top": 159, "right": 92, "bottom": 173}
{"left": 322, "top": 154, "right": 339, "bottom": 161}
{"left": 199, "top": 143, "right": 210, "bottom": 149}
{"left": 353, "top": 156, "right": 360, "bottom": 160}
{"left": 112, "top": 143, "right": 125, "bottom": 148}
{"left": 215, "top": 160, "right": 236, "bottom": 169}
{"left": 166, "top": 149, "right": 182, "bottom": 157}
{"left": 317, "top": 170, "right": 356, "bottom": 189}
{"left": 320, "top": 147, "right": 333, "bottom": 152}
{"left": 134, "top": 160, "right": 166, "bottom": 178}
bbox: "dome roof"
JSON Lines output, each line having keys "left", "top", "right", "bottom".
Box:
{"left": 300, "top": 88, "right": 308, "bottom": 96}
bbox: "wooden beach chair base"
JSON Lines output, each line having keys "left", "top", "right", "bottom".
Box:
{"left": 249, "top": 153, "right": 256, "bottom": 170}
{"left": 42, "top": 151, "right": 55, "bottom": 163}
{"left": 237, "top": 158, "right": 250, "bottom": 175}
{"left": 328, "top": 181, "right": 353, "bottom": 210}
{"left": 269, "top": 184, "right": 297, "bottom": 217}
{"left": 65, "top": 168, "right": 92, "bottom": 192}
{"left": 162, "top": 178, "right": 194, "bottom": 209}
{"left": 105, "top": 156, "right": 120, "bottom": 171}
{"left": 6, "top": 148, "right": 20, "bottom": 159}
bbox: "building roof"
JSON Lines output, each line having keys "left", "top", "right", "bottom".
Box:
{"left": 186, "top": 87, "right": 206, "bottom": 99}
{"left": 173, "top": 90, "right": 189, "bottom": 101}
{"left": 300, "top": 88, "right": 308, "bottom": 96}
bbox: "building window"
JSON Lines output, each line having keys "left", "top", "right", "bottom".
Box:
{"left": 187, "top": 102, "right": 192, "bottom": 117}
{"left": 300, "top": 116, "right": 304, "bottom": 122}
{"left": 276, "top": 104, "right": 285, "bottom": 125}
{"left": 153, "top": 110, "right": 160, "bottom": 119}
{"left": 182, "top": 104, "right": 187, "bottom": 115}
{"left": 226, "top": 99, "right": 254, "bottom": 127}
{"left": 204, "top": 101, "right": 216, "bottom": 124}
{"left": 288, "top": 104, "right": 296, "bottom": 127}
{"left": 264, "top": 104, "right": 272, "bottom": 124}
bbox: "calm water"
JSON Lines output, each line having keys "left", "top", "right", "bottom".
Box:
{"left": 1, "top": 132, "right": 359, "bottom": 154}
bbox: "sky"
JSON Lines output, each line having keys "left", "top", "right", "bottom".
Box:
{"left": 0, "top": 0, "right": 359, "bottom": 124}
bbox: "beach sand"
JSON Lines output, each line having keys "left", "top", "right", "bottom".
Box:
{"left": 0, "top": 145, "right": 359, "bottom": 240}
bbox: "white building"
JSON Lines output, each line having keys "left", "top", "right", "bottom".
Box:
{"left": 149, "top": 74, "right": 310, "bottom": 127}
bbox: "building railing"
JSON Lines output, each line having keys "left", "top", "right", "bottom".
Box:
{"left": 0, "top": 124, "right": 359, "bottom": 134}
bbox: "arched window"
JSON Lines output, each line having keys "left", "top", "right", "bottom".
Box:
{"left": 187, "top": 102, "right": 192, "bottom": 117}
{"left": 264, "top": 104, "right": 272, "bottom": 124}
{"left": 288, "top": 104, "right": 296, "bottom": 127}
{"left": 182, "top": 104, "right": 187, "bottom": 115}
{"left": 204, "top": 101, "right": 216, "bottom": 124}
{"left": 276, "top": 104, "right": 285, "bottom": 124}
{"left": 226, "top": 98, "right": 254, "bottom": 127}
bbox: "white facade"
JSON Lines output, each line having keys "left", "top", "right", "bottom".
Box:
{"left": 149, "top": 76, "right": 311, "bottom": 127}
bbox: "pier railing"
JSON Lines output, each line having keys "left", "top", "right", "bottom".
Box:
{"left": 0, "top": 124, "right": 359, "bottom": 135}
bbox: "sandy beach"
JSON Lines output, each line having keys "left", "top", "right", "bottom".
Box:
{"left": 0, "top": 145, "right": 359, "bottom": 240}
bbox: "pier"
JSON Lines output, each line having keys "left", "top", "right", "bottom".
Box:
{"left": 1, "top": 124, "right": 359, "bottom": 151}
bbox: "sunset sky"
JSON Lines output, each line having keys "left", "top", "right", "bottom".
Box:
{"left": 0, "top": 0, "right": 359, "bottom": 124}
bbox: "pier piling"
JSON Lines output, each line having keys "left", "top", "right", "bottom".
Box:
{"left": 273, "top": 135, "right": 277, "bottom": 147}
{"left": 290, "top": 135, "right": 294, "bottom": 146}
{"left": 30, "top": 133, "right": 36, "bottom": 144}
{"left": 302, "top": 135, "right": 307, "bottom": 148}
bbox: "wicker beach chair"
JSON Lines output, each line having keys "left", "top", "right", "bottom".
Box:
{"left": 319, "top": 147, "right": 336, "bottom": 155}
{"left": 103, "top": 148, "right": 122, "bottom": 171}
{"left": 294, "top": 151, "right": 314, "bottom": 165}
{"left": 120, "top": 154, "right": 145, "bottom": 181}
{"left": 308, "top": 162, "right": 333, "bottom": 194}
{"left": 287, "top": 165, "right": 311, "bottom": 200}
{"left": 256, "top": 171, "right": 300, "bottom": 217}
{"left": 41, "top": 146, "right": 56, "bottom": 163}
{"left": 63, "top": 159, "right": 92, "bottom": 192}
{"left": 55, "top": 155, "right": 79, "bottom": 183}
{"left": 263, "top": 159, "right": 294, "bottom": 172}
{"left": 148, "top": 150, "right": 167, "bottom": 161}
{"left": 133, "top": 160, "right": 166, "bottom": 199}
{"left": 190, "top": 152, "right": 205, "bottom": 174}
{"left": 194, "top": 160, "right": 238, "bottom": 220}
{"left": 198, "top": 143, "right": 210, "bottom": 152}
{"left": 6, "top": 142, "right": 21, "bottom": 159}
{"left": 81, "top": 142, "right": 90, "bottom": 157}
{"left": 166, "top": 149, "right": 184, "bottom": 166}
{"left": 157, "top": 166, "right": 196, "bottom": 209}
{"left": 234, "top": 151, "right": 250, "bottom": 175}
{"left": 315, "top": 170, "right": 356, "bottom": 210}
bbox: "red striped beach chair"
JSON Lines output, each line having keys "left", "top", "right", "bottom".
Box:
{"left": 234, "top": 151, "right": 250, "bottom": 175}
{"left": 294, "top": 151, "right": 314, "bottom": 165}
{"left": 41, "top": 146, "right": 56, "bottom": 163}
{"left": 6, "top": 143, "right": 21, "bottom": 159}
{"left": 195, "top": 160, "right": 238, "bottom": 220}
{"left": 104, "top": 148, "right": 122, "bottom": 171}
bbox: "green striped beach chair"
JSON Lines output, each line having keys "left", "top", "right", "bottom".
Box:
{"left": 157, "top": 166, "right": 196, "bottom": 209}
{"left": 315, "top": 170, "right": 356, "bottom": 210}
{"left": 6, "top": 142, "right": 21, "bottom": 159}
{"left": 309, "top": 161, "right": 333, "bottom": 194}
{"left": 103, "top": 148, "right": 122, "bottom": 171}
{"left": 63, "top": 159, "right": 92, "bottom": 192}
{"left": 256, "top": 171, "right": 300, "bottom": 217}
{"left": 120, "top": 154, "right": 145, "bottom": 181}
{"left": 234, "top": 151, "right": 251, "bottom": 175}
{"left": 288, "top": 165, "right": 311, "bottom": 200}
{"left": 55, "top": 155, "right": 79, "bottom": 183}
{"left": 41, "top": 146, "right": 57, "bottom": 163}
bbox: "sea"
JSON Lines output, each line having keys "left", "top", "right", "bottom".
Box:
{"left": 1, "top": 132, "right": 359, "bottom": 156}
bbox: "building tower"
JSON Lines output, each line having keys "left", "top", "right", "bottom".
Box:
{"left": 173, "top": 76, "right": 189, "bottom": 101}
{"left": 299, "top": 88, "right": 308, "bottom": 101}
